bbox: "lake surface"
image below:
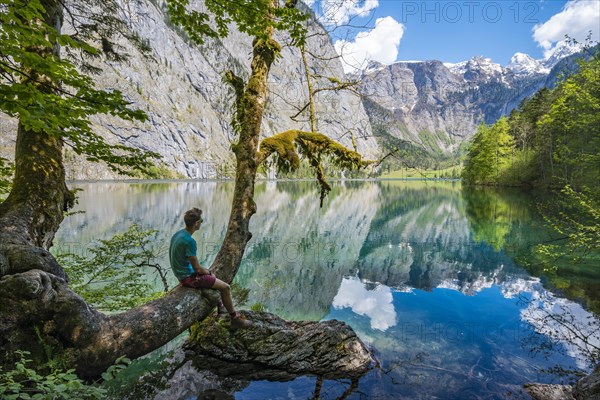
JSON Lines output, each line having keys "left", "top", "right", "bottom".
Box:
{"left": 54, "top": 180, "right": 600, "bottom": 399}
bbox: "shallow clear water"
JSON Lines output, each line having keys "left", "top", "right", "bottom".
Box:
{"left": 54, "top": 180, "right": 600, "bottom": 399}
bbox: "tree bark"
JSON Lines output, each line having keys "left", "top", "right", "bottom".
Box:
{"left": 0, "top": 267, "right": 221, "bottom": 377}
{"left": 0, "top": 124, "right": 74, "bottom": 249}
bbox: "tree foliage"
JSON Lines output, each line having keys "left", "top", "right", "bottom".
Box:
{"left": 535, "top": 185, "right": 600, "bottom": 271}
{"left": 462, "top": 117, "right": 514, "bottom": 185}
{"left": 462, "top": 47, "right": 599, "bottom": 190}
{"left": 166, "top": 0, "right": 308, "bottom": 47}
{"left": 462, "top": 43, "right": 600, "bottom": 279}
{"left": 54, "top": 225, "right": 168, "bottom": 312}
{"left": 258, "top": 129, "right": 370, "bottom": 205}
{"left": 0, "top": 0, "right": 159, "bottom": 175}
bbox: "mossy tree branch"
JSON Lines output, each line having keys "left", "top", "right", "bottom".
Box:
{"left": 258, "top": 130, "right": 373, "bottom": 206}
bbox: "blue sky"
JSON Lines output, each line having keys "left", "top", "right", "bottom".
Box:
{"left": 305, "top": 0, "right": 600, "bottom": 72}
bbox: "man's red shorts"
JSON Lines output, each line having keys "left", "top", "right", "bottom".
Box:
{"left": 180, "top": 272, "right": 216, "bottom": 289}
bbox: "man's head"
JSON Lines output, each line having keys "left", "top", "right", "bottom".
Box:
{"left": 184, "top": 207, "right": 203, "bottom": 229}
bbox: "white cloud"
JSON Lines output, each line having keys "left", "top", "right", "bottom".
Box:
{"left": 332, "top": 276, "right": 397, "bottom": 331}
{"left": 302, "top": 0, "right": 315, "bottom": 6}
{"left": 320, "top": 0, "right": 379, "bottom": 26}
{"left": 334, "top": 16, "right": 404, "bottom": 73}
{"left": 533, "top": 0, "right": 600, "bottom": 58}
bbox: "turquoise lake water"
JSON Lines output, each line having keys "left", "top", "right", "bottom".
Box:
{"left": 54, "top": 180, "right": 600, "bottom": 399}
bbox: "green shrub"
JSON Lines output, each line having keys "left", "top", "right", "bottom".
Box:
{"left": 53, "top": 225, "right": 169, "bottom": 312}
{"left": 0, "top": 351, "right": 105, "bottom": 400}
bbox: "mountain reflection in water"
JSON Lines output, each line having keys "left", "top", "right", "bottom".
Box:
{"left": 55, "top": 180, "right": 600, "bottom": 399}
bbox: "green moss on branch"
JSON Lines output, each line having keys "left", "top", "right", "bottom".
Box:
{"left": 258, "top": 130, "right": 372, "bottom": 206}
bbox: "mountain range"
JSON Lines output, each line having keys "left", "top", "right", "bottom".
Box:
{"left": 358, "top": 41, "right": 583, "bottom": 159}
{"left": 0, "top": 1, "right": 585, "bottom": 179}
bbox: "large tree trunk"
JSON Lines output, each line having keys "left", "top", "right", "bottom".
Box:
{"left": 211, "top": 29, "right": 280, "bottom": 283}
{"left": 0, "top": 124, "right": 74, "bottom": 249}
{"left": 0, "top": 1, "right": 281, "bottom": 377}
{"left": 0, "top": 268, "right": 221, "bottom": 377}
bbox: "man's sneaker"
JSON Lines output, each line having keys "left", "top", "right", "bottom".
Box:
{"left": 230, "top": 313, "right": 252, "bottom": 330}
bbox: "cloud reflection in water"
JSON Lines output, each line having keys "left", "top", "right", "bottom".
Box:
{"left": 332, "top": 276, "right": 397, "bottom": 331}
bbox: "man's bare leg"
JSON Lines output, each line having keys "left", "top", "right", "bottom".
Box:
{"left": 211, "top": 278, "right": 252, "bottom": 329}
{"left": 211, "top": 278, "right": 236, "bottom": 315}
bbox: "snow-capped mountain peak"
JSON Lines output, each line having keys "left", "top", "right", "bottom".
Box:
{"left": 507, "top": 52, "right": 550, "bottom": 76}
{"left": 444, "top": 60, "right": 468, "bottom": 75}
{"left": 442, "top": 56, "right": 505, "bottom": 82}
{"left": 458, "top": 56, "right": 505, "bottom": 82}
{"left": 543, "top": 41, "right": 584, "bottom": 69}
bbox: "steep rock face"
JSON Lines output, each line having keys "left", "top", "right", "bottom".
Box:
{"left": 0, "top": 0, "right": 378, "bottom": 179}
{"left": 360, "top": 56, "right": 548, "bottom": 155}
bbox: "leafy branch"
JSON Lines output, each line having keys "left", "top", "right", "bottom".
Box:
{"left": 54, "top": 225, "right": 169, "bottom": 312}
{"left": 0, "top": 0, "right": 160, "bottom": 176}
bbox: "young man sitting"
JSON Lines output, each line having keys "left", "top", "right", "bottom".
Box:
{"left": 169, "top": 207, "right": 250, "bottom": 329}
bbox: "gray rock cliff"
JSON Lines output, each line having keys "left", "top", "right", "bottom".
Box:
{"left": 0, "top": 0, "right": 379, "bottom": 179}
{"left": 359, "top": 56, "right": 548, "bottom": 155}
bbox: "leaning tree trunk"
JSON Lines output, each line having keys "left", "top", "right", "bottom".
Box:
{"left": 0, "top": 0, "right": 281, "bottom": 377}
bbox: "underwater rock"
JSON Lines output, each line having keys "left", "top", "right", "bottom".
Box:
{"left": 523, "top": 363, "right": 600, "bottom": 400}
{"left": 523, "top": 383, "right": 574, "bottom": 400}
{"left": 186, "top": 310, "right": 374, "bottom": 379}
{"left": 575, "top": 363, "right": 600, "bottom": 400}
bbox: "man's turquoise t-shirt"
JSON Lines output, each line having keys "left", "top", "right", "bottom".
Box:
{"left": 169, "top": 229, "right": 196, "bottom": 280}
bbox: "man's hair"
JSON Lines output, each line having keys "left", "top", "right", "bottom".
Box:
{"left": 184, "top": 207, "right": 203, "bottom": 227}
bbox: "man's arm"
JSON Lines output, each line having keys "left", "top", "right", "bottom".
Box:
{"left": 189, "top": 256, "right": 211, "bottom": 275}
